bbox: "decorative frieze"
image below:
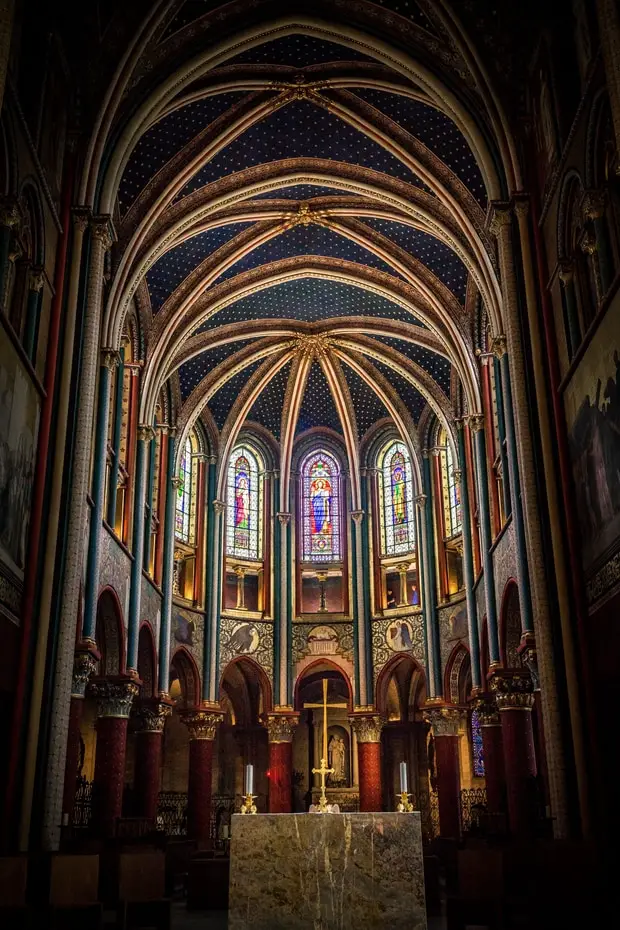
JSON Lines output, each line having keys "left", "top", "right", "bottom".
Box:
{"left": 349, "top": 714, "right": 384, "bottom": 744}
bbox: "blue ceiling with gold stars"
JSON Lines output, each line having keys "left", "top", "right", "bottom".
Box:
{"left": 121, "top": 11, "right": 497, "bottom": 445}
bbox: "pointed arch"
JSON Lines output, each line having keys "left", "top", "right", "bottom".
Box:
{"left": 95, "top": 586, "right": 126, "bottom": 676}
{"left": 170, "top": 646, "right": 201, "bottom": 708}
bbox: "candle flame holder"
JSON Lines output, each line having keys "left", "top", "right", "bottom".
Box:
{"left": 240, "top": 793, "right": 257, "bottom": 814}
{"left": 396, "top": 791, "right": 414, "bottom": 813}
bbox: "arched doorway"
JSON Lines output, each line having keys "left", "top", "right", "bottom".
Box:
{"left": 294, "top": 662, "right": 354, "bottom": 812}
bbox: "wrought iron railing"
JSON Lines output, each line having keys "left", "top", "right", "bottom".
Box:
{"left": 428, "top": 788, "right": 440, "bottom": 840}
{"left": 156, "top": 791, "right": 188, "bottom": 835}
{"left": 72, "top": 776, "right": 93, "bottom": 827}
{"left": 460, "top": 786, "right": 487, "bottom": 833}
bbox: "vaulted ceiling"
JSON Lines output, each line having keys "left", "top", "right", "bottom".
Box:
{"left": 105, "top": 3, "right": 505, "bottom": 468}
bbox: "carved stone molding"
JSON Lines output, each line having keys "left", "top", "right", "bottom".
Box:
{"left": 350, "top": 509, "right": 365, "bottom": 525}
{"left": 468, "top": 413, "right": 485, "bottom": 433}
{"left": 475, "top": 697, "right": 501, "bottom": 728}
{"left": 213, "top": 499, "right": 226, "bottom": 516}
{"left": 90, "top": 215, "right": 114, "bottom": 251}
{"left": 423, "top": 704, "right": 464, "bottom": 737}
{"left": 264, "top": 713, "right": 299, "bottom": 743}
{"left": 137, "top": 424, "right": 155, "bottom": 443}
{"left": 491, "top": 334, "right": 508, "bottom": 358}
{"left": 181, "top": 707, "right": 223, "bottom": 740}
{"left": 70, "top": 650, "right": 99, "bottom": 698}
{"left": 277, "top": 512, "right": 291, "bottom": 526}
{"left": 134, "top": 700, "right": 172, "bottom": 734}
{"left": 490, "top": 672, "right": 535, "bottom": 711}
{"left": 349, "top": 713, "right": 384, "bottom": 743}
{"left": 89, "top": 678, "right": 140, "bottom": 719}
{"left": 101, "top": 347, "right": 120, "bottom": 371}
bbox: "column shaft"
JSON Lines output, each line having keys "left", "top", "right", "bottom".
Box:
{"left": 134, "top": 732, "right": 163, "bottom": 821}
{"left": 268, "top": 742, "right": 293, "bottom": 813}
{"left": 471, "top": 418, "right": 500, "bottom": 664}
{"left": 127, "top": 427, "right": 152, "bottom": 671}
{"left": 188, "top": 739, "right": 215, "bottom": 846}
{"left": 434, "top": 735, "right": 461, "bottom": 840}
{"left": 357, "top": 743, "right": 382, "bottom": 812}
{"left": 481, "top": 723, "right": 506, "bottom": 815}
{"left": 159, "top": 431, "right": 177, "bottom": 694}
{"left": 423, "top": 457, "right": 442, "bottom": 696}
{"left": 456, "top": 425, "right": 481, "bottom": 690}
{"left": 62, "top": 697, "right": 85, "bottom": 822}
{"left": 93, "top": 717, "right": 129, "bottom": 837}
{"left": 501, "top": 710, "right": 537, "bottom": 839}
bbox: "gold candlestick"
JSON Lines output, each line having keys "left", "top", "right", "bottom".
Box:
{"left": 396, "top": 791, "right": 414, "bottom": 813}
{"left": 240, "top": 793, "right": 257, "bottom": 814}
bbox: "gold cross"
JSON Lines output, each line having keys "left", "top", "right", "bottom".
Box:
{"left": 304, "top": 679, "right": 347, "bottom": 812}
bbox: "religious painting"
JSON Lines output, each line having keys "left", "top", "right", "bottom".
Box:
{"left": 307, "top": 625, "right": 339, "bottom": 656}
{"left": 173, "top": 611, "right": 194, "bottom": 646}
{"left": 563, "top": 306, "right": 620, "bottom": 572}
{"left": 379, "top": 440, "right": 416, "bottom": 556}
{"left": 226, "top": 445, "right": 262, "bottom": 560}
{"left": 0, "top": 330, "right": 41, "bottom": 582}
{"left": 446, "top": 604, "right": 468, "bottom": 642}
{"left": 301, "top": 450, "right": 341, "bottom": 562}
{"left": 386, "top": 619, "right": 415, "bottom": 652}
{"left": 225, "top": 622, "right": 259, "bottom": 655}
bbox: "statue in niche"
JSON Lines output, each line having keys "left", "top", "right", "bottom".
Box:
{"left": 328, "top": 734, "right": 347, "bottom": 786}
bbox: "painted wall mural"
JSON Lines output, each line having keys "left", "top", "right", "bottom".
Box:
{"left": 372, "top": 613, "right": 425, "bottom": 681}
{"left": 219, "top": 616, "right": 273, "bottom": 680}
{"left": 0, "top": 331, "right": 41, "bottom": 597}
{"left": 172, "top": 607, "right": 204, "bottom": 680}
{"left": 99, "top": 529, "right": 132, "bottom": 628}
{"left": 438, "top": 598, "right": 468, "bottom": 673}
{"left": 292, "top": 622, "right": 354, "bottom": 665}
{"left": 564, "top": 305, "right": 620, "bottom": 578}
{"left": 492, "top": 520, "right": 516, "bottom": 612}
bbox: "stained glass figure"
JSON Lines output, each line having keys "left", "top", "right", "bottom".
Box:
{"left": 379, "top": 440, "right": 416, "bottom": 555}
{"left": 302, "top": 450, "right": 341, "bottom": 561}
{"left": 471, "top": 706, "right": 485, "bottom": 777}
{"left": 226, "top": 445, "right": 262, "bottom": 560}
{"left": 175, "top": 437, "right": 192, "bottom": 543}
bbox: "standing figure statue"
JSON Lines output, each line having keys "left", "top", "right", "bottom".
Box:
{"left": 328, "top": 734, "right": 346, "bottom": 785}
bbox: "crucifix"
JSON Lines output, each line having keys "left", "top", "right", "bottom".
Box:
{"left": 304, "top": 678, "right": 348, "bottom": 812}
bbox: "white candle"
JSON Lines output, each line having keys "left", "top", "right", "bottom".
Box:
{"left": 399, "top": 761, "right": 408, "bottom": 794}
{"left": 245, "top": 763, "right": 254, "bottom": 795}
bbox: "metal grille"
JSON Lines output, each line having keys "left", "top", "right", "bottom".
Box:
{"left": 429, "top": 788, "right": 440, "bottom": 839}
{"left": 460, "top": 786, "right": 487, "bottom": 833}
{"left": 157, "top": 791, "right": 188, "bottom": 835}
{"left": 72, "top": 776, "right": 93, "bottom": 827}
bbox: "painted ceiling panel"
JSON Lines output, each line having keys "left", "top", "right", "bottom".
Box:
{"left": 118, "top": 93, "right": 246, "bottom": 214}
{"left": 178, "top": 338, "right": 259, "bottom": 401}
{"left": 206, "top": 357, "right": 264, "bottom": 430}
{"left": 371, "top": 334, "right": 452, "bottom": 393}
{"left": 246, "top": 360, "right": 292, "bottom": 439}
{"left": 193, "top": 278, "right": 424, "bottom": 334}
{"left": 251, "top": 184, "right": 349, "bottom": 200}
{"left": 353, "top": 88, "right": 487, "bottom": 206}
{"left": 176, "top": 99, "right": 430, "bottom": 200}
{"left": 161, "top": 1, "right": 220, "bottom": 41}
{"left": 341, "top": 362, "right": 390, "bottom": 436}
{"left": 361, "top": 217, "right": 468, "bottom": 302}
{"left": 215, "top": 224, "right": 403, "bottom": 284}
{"left": 295, "top": 362, "right": 343, "bottom": 436}
{"left": 227, "top": 34, "right": 375, "bottom": 66}
{"left": 370, "top": 358, "right": 429, "bottom": 422}
{"left": 146, "top": 222, "right": 254, "bottom": 312}
{"left": 372, "top": 1, "right": 437, "bottom": 32}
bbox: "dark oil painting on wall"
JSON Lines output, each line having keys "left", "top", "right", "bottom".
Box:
{"left": 564, "top": 306, "right": 620, "bottom": 573}
{"left": 0, "top": 329, "right": 41, "bottom": 582}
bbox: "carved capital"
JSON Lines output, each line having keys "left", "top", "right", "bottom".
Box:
{"left": 28, "top": 266, "right": 45, "bottom": 292}
{"left": 101, "top": 347, "right": 119, "bottom": 371}
{"left": 71, "top": 650, "right": 99, "bottom": 698}
{"left": 414, "top": 493, "right": 427, "bottom": 510}
{"left": 181, "top": 707, "right": 223, "bottom": 740}
{"left": 90, "top": 215, "right": 115, "bottom": 251}
{"left": 519, "top": 643, "right": 540, "bottom": 691}
{"left": 475, "top": 697, "right": 501, "bottom": 727}
{"left": 491, "top": 335, "right": 508, "bottom": 358}
{"left": 452, "top": 468, "right": 462, "bottom": 482}
{"left": 277, "top": 512, "right": 291, "bottom": 526}
{"left": 134, "top": 699, "right": 172, "bottom": 733}
{"left": 513, "top": 198, "right": 530, "bottom": 220}
{"left": 137, "top": 424, "right": 155, "bottom": 443}
{"left": 423, "top": 704, "right": 464, "bottom": 736}
{"left": 580, "top": 227, "right": 597, "bottom": 255}
{"left": 488, "top": 203, "right": 512, "bottom": 237}
{"left": 171, "top": 476, "right": 182, "bottom": 491}
{"left": 558, "top": 261, "right": 574, "bottom": 286}
{"left": 468, "top": 413, "right": 485, "bottom": 433}
{"left": 89, "top": 678, "right": 140, "bottom": 719}
{"left": 349, "top": 713, "right": 384, "bottom": 743}
{"left": 0, "top": 195, "right": 21, "bottom": 229}
{"left": 264, "top": 713, "right": 299, "bottom": 743}
{"left": 581, "top": 188, "right": 607, "bottom": 221}
{"left": 350, "top": 509, "right": 365, "bottom": 525}
{"left": 489, "top": 672, "right": 534, "bottom": 711}
{"left": 72, "top": 209, "right": 90, "bottom": 234}
{"left": 213, "top": 499, "right": 226, "bottom": 516}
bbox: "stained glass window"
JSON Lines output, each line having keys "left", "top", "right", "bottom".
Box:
{"left": 471, "top": 706, "right": 485, "bottom": 777}
{"left": 440, "top": 432, "right": 462, "bottom": 538}
{"left": 175, "top": 437, "right": 193, "bottom": 543}
{"left": 378, "top": 440, "right": 416, "bottom": 556}
{"left": 302, "top": 450, "right": 341, "bottom": 562}
{"left": 226, "top": 445, "right": 262, "bottom": 560}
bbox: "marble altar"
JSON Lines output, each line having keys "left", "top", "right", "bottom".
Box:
{"left": 228, "top": 811, "right": 427, "bottom": 929}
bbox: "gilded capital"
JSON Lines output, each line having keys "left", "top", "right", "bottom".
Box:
{"left": 414, "top": 493, "right": 427, "bottom": 509}
{"left": 349, "top": 713, "right": 384, "bottom": 743}
{"left": 134, "top": 700, "right": 172, "bottom": 733}
{"left": 423, "top": 704, "right": 464, "bottom": 736}
{"left": 468, "top": 413, "right": 485, "bottom": 433}
{"left": 72, "top": 209, "right": 90, "bottom": 234}
{"left": 452, "top": 468, "right": 462, "bottom": 482}
{"left": 181, "top": 708, "right": 223, "bottom": 740}
{"left": 89, "top": 678, "right": 139, "bottom": 719}
{"left": 475, "top": 697, "right": 501, "bottom": 727}
{"left": 70, "top": 650, "right": 99, "bottom": 698}
{"left": 580, "top": 228, "right": 597, "bottom": 255}
{"left": 0, "top": 195, "right": 21, "bottom": 228}
{"left": 490, "top": 672, "right": 534, "bottom": 711}
{"left": 491, "top": 335, "right": 508, "bottom": 358}
{"left": 264, "top": 713, "right": 299, "bottom": 743}
{"left": 558, "top": 261, "right": 574, "bottom": 286}
{"left": 171, "top": 476, "right": 182, "bottom": 490}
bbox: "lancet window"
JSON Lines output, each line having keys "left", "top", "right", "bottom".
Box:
{"left": 301, "top": 450, "right": 341, "bottom": 562}
{"left": 226, "top": 444, "right": 263, "bottom": 561}
{"left": 378, "top": 440, "right": 415, "bottom": 556}
{"left": 175, "top": 433, "right": 197, "bottom": 545}
{"left": 440, "top": 437, "right": 462, "bottom": 538}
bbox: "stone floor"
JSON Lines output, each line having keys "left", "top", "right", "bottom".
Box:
{"left": 170, "top": 901, "right": 448, "bottom": 929}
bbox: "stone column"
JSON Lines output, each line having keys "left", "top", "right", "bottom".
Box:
{"left": 491, "top": 673, "right": 537, "bottom": 839}
{"left": 158, "top": 430, "right": 176, "bottom": 696}
{"left": 265, "top": 713, "right": 299, "bottom": 813}
{"left": 350, "top": 715, "right": 384, "bottom": 812}
{"left": 276, "top": 512, "right": 292, "bottom": 706}
{"left": 397, "top": 562, "right": 409, "bottom": 607}
{"left": 182, "top": 708, "right": 223, "bottom": 847}
{"left": 415, "top": 494, "right": 438, "bottom": 698}
{"left": 469, "top": 414, "right": 500, "bottom": 665}
{"left": 476, "top": 698, "right": 506, "bottom": 816}
{"left": 424, "top": 705, "right": 462, "bottom": 840}
{"left": 205, "top": 501, "right": 225, "bottom": 703}
{"left": 454, "top": 429, "right": 481, "bottom": 692}
{"left": 133, "top": 700, "right": 172, "bottom": 821}
{"left": 558, "top": 262, "right": 581, "bottom": 358}
{"left": 127, "top": 424, "right": 154, "bottom": 672}
{"left": 61, "top": 650, "right": 99, "bottom": 824}
{"left": 89, "top": 678, "right": 139, "bottom": 837}
{"left": 234, "top": 565, "right": 246, "bottom": 610}
{"left": 351, "top": 510, "right": 371, "bottom": 706}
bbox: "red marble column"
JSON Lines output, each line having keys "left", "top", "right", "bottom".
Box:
{"left": 62, "top": 649, "right": 99, "bottom": 824}
{"left": 265, "top": 714, "right": 298, "bottom": 813}
{"left": 133, "top": 700, "right": 172, "bottom": 820}
{"left": 477, "top": 699, "right": 506, "bottom": 815}
{"left": 350, "top": 715, "right": 384, "bottom": 812}
{"left": 493, "top": 673, "right": 537, "bottom": 839}
{"left": 90, "top": 678, "right": 139, "bottom": 837}
{"left": 182, "top": 708, "right": 223, "bottom": 848}
{"left": 425, "top": 705, "right": 463, "bottom": 839}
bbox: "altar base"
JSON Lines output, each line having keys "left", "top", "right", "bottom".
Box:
{"left": 228, "top": 811, "right": 427, "bottom": 929}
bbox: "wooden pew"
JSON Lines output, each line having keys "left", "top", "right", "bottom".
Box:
{"left": 115, "top": 850, "right": 171, "bottom": 930}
